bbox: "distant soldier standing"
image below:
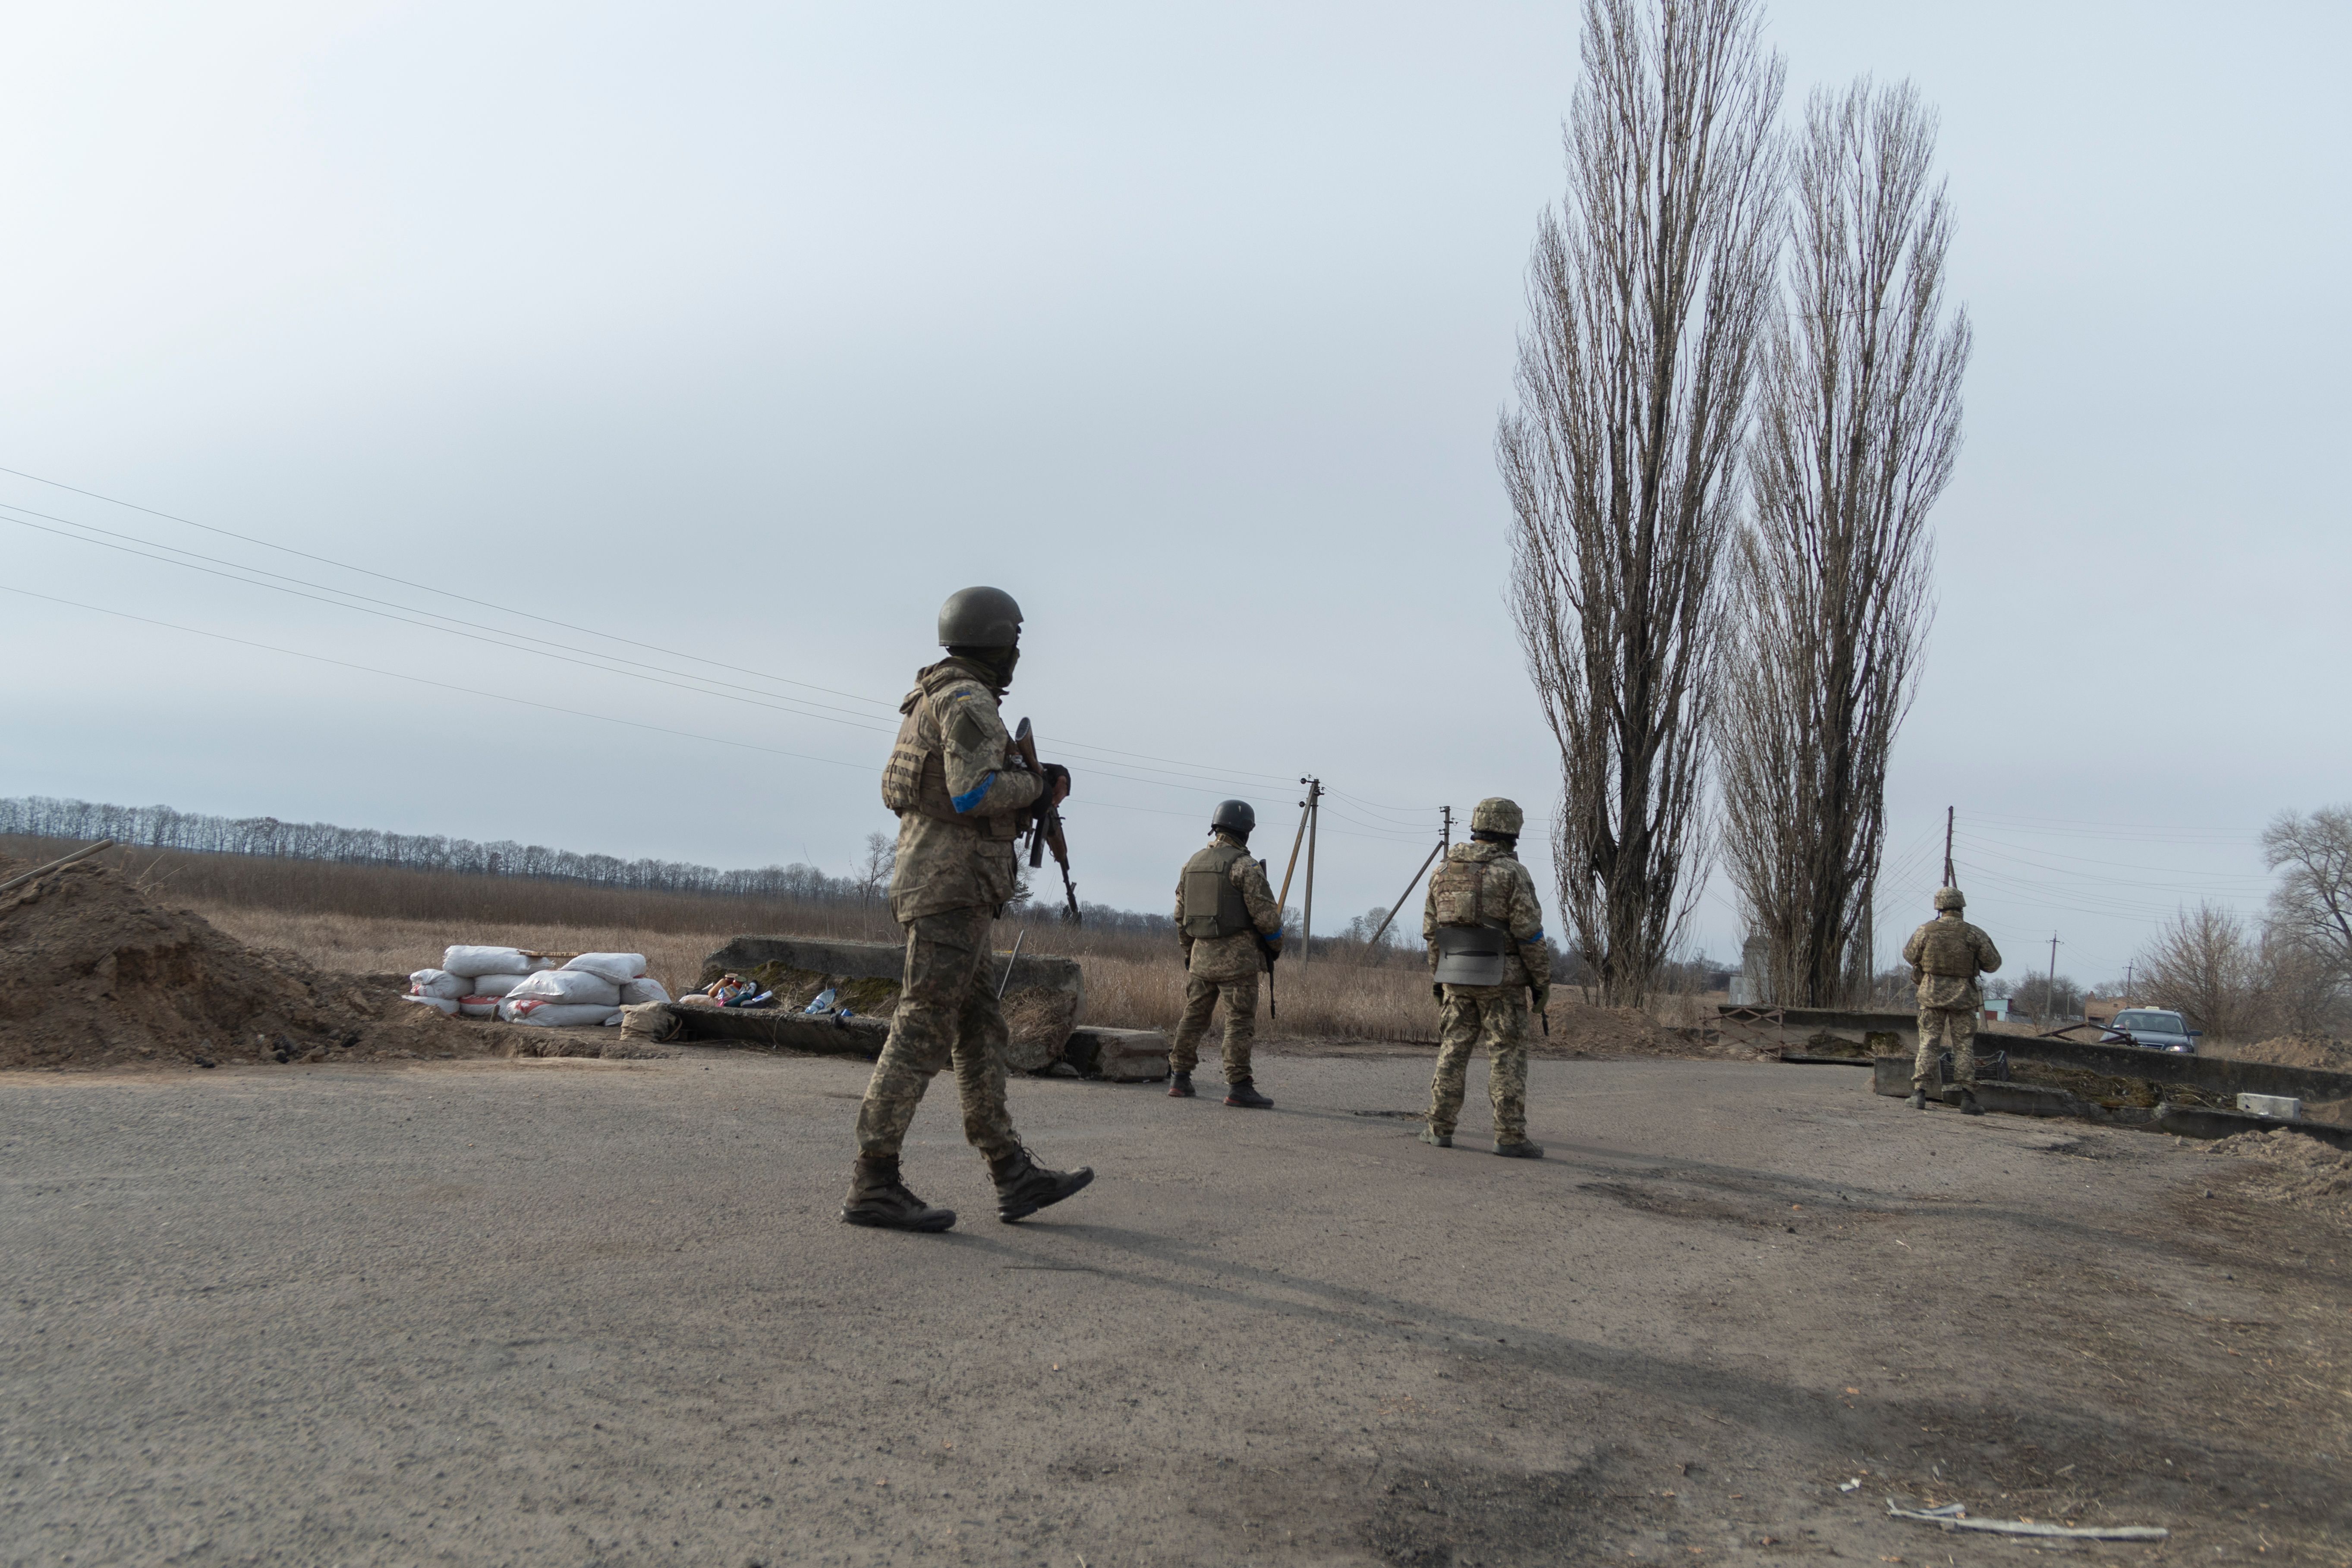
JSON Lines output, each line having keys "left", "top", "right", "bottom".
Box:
{"left": 1421, "top": 797, "right": 1551, "bottom": 1158}
{"left": 841, "top": 587, "right": 1095, "bottom": 1232}
{"left": 1902, "top": 887, "right": 2002, "bottom": 1115}
{"left": 1167, "top": 800, "right": 1285, "bottom": 1107}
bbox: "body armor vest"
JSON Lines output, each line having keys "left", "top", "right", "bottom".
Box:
{"left": 880, "top": 665, "right": 1020, "bottom": 840}
{"left": 1430, "top": 856, "right": 1512, "bottom": 985}
{"left": 1181, "top": 843, "right": 1253, "bottom": 940}
{"left": 1914, "top": 919, "right": 1981, "bottom": 976}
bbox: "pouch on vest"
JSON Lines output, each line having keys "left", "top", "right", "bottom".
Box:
{"left": 1432, "top": 924, "right": 1510, "bottom": 986}
{"left": 1181, "top": 845, "right": 1252, "bottom": 940}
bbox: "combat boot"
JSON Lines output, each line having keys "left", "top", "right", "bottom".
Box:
{"left": 1957, "top": 1087, "right": 1984, "bottom": 1116}
{"left": 1419, "top": 1127, "right": 1452, "bottom": 1148}
{"left": 1224, "top": 1079, "right": 1273, "bottom": 1108}
{"left": 1906, "top": 1089, "right": 1927, "bottom": 1110}
{"left": 1168, "top": 1071, "right": 1195, "bottom": 1098}
{"left": 990, "top": 1144, "right": 1095, "bottom": 1222}
{"left": 840, "top": 1156, "right": 956, "bottom": 1233}
{"left": 1493, "top": 1139, "right": 1546, "bottom": 1159}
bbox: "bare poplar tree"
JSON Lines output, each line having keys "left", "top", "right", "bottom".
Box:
{"left": 1502, "top": 0, "right": 1784, "bottom": 1006}
{"left": 2136, "top": 902, "right": 2259, "bottom": 1041}
{"left": 1716, "top": 80, "right": 1970, "bottom": 1007}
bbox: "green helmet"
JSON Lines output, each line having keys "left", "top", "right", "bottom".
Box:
{"left": 1934, "top": 886, "right": 1965, "bottom": 912}
{"left": 1210, "top": 800, "right": 1256, "bottom": 834}
{"left": 937, "top": 586, "right": 1023, "bottom": 649}
{"left": 1470, "top": 797, "right": 1524, "bottom": 835}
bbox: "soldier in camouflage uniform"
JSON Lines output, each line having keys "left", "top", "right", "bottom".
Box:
{"left": 1901, "top": 887, "right": 2002, "bottom": 1115}
{"left": 1168, "top": 799, "right": 1286, "bottom": 1107}
{"left": 841, "top": 586, "right": 1095, "bottom": 1233}
{"left": 1421, "top": 797, "right": 1552, "bottom": 1158}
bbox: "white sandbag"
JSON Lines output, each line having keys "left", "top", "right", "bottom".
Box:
{"left": 467, "top": 973, "right": 531, "bottom": 998}
{"left": 500, "top": 998, "right": 622, "bottom": 1027}
{"left": 402, "top": 994, "right": 460, "bottom": 1016}
{"left": 457, "top": 998, "right": 500, "bottom": 1019}
{"left": 619, "top": 977, "right": 672, "bottom": 1005}
{"left": 442, "top": 945, "right": 531, "bottom": 978}
{"left": 407, "top": 968, "right": 468, "bottom": 1000}
{"left": 563, "top": 952, "right": 648, "bottom": 985}
{"left": 505, "top": 969, "right": 622, "bottom": 1007}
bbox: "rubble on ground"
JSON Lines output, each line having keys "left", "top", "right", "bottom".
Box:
{"left": 2204, "top": 1126, "right": 2352, "bottom": 1218}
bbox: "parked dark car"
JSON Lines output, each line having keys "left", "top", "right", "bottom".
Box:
{"left": 2101, "top": 1008, "right": 2199, "bottom": 1055}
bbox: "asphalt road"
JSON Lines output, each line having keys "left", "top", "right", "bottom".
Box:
{"left": 3, "top": 1047, "right": 2344, "bottom": 1566}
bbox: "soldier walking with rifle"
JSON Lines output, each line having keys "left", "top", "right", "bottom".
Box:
{"left": 841, "top": 586, "right": 1095, "bottom": 1233}
{"left": 1167, "top": 800, "right": 1285, "bottom": 1107}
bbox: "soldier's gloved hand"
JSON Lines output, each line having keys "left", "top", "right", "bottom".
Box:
{"left": 1531, "top": 985, "right": 1550, "bottom": 1016}
{"left": 1042, "top": 762, "right": 1072, "bottom": 805}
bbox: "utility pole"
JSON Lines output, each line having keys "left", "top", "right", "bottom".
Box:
{"left": 2048, "top": 932, "right": 2061, "bottom": 1022}
{"left": 2125, "top": 961, "right": 2134, "bottom": 1004}
{"left": 1442, "top": 803, "right": 1453, "bottom": 850}
{"left": 1275, "top": 777, "right": 1316, "bottom": 919}
{"left": 1299, "top": 778, "right": 1322, "bottom": 970}
{"left": 1942, "top": 806, "right": 1955, "bottom": 888}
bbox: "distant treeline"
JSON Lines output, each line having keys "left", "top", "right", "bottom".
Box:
{"left": 0, "top": 794, "right": 861, "bottom": 901}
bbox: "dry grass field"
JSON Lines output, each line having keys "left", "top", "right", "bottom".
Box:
{"left": 6, "top": 834, "right": 1732, "bottom": 1047}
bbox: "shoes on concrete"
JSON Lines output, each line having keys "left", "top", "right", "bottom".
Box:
{"left": 1493, "top": 1140, "right": 1546, "bottom": 1159}
{"left": 1419, "top": 1127, "right": 1452, "bottom": 1148}
{"left": 1907, "top": 1090, "right": 1927, "bottom": 1110}
{"left": 1957, "top": 1088, "right": 1984, "bottom": 1116}
{"left": 1224, "top": 1080, "right": 1273, "bottom": 1109}
{"left": 1168, "top": 1071, "right": 1195, "bottom": 1098}
{"left": 990, "top": 1145, "right": 1096, "bottom": 1223}
{"left": 840, "top": 1156, "right": 956, "bottom": 1233}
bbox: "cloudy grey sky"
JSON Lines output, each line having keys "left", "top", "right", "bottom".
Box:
{"left": 2, "top": 1, "right": 2344, "bottom": 986}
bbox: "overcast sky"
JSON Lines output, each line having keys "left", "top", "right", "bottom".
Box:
{"left": 2, "top": 1, "right": 2344, "bottom": 986}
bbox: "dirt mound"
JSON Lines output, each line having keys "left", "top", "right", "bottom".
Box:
{"left": 0, "top": 854, "right": 499, "bottom": 1071}
{"left": 2204, "top": 1127, "right": 2352, "bottom": 1220}
{"left": 2229, "top": 1035, "right": 2352, "bottom": 1074}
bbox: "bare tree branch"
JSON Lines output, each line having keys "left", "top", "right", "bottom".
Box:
{"left": 1502, "top": 0, "right": 1784, "bottom": 1006}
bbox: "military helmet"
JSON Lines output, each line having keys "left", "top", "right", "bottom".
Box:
{"left": 1470, "top": 797, "right": 1524, "bottom": 835}
{"left": 1934, "top": 886, "right": 1966, "bottom": 911}
{"left": 1210, "top": 799, "right": 1256, "bottom": 834}
{"left": 937, "top": 586, "right": 1023, "bottom": 648}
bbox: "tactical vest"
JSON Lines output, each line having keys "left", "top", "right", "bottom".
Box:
{"left": 1914, "top": 918, "right": 1981, "bottom": 977}
{"left": 879, "top": 664, "right": 1020, "bottom": 840}
{"left": 1429, "top": 855, "right": 1512, "bottom": 985}
{"left": 1181, "top": 843, "right": 1253, "bottom": 940}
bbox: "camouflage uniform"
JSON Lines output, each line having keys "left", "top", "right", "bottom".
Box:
{"left": 1168, "top": 831, "right": 1285, "bottom": 1080}
{"left": 1422, "top": 841, "right": 1551, "bottom": 1143}
{"left": 1901, "top": 912, "right": 2002, "bottom": 1093}
{"left": 854, "top": 656, "right": 1044, "bottom": 1161}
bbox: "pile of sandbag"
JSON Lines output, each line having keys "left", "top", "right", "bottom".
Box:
{"left": 404, "top": 946, "right": 670, "bottom": 1027}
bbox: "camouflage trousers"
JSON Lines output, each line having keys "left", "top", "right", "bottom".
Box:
{"left": 1428, "top": 984, "right": 1529, "bottom": 1143}
{"left": 1169, "top": 971, "right": 1258, "bottom": 1080}
{"left": 854, "top": 905, "right": 1021, "bottom": 1162}
{"left": 1914, "top": 1006, "right": 1978, "bottom": 1090}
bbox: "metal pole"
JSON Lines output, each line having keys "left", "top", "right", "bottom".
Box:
{"left": 1300, "top": 781, "right": 1321, "bottom": 969}
{"left": 1362, "top": 838, "right": 1445, "bottom": 955}
{"left": 0, "top": 838, "right": 116, "bottom": 896}
{"left": 995, "top": 928, "right": 1026, "bottom": 1001}
{"left": 1943, "top": 806, "right": 1955, "bottom": 888}
{"left": 2049, "top": 933, "right": 2061, "bottom": 1022}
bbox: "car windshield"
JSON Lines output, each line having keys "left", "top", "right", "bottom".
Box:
{"left": 2113, "top": 1012, "right": 2184, "bottom": 1033}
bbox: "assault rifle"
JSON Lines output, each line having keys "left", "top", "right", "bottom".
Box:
{"left": 1011, "top": 718, "right": 1080, "bottom": 924}
{"left": 1255, "top": 923, "right": 1280, "bottom": 1021}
